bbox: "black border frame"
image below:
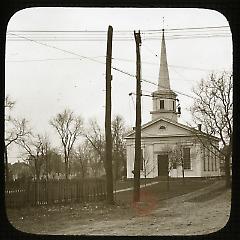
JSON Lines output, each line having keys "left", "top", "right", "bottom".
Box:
{"left": 1, "top": 1, "right": 239, "bottom": 239}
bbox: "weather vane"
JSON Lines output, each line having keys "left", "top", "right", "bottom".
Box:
{"left": 162, "top": 17, "right": 165, "bottom": 31}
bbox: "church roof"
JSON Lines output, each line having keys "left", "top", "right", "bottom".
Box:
{"left": 158, "top": 30, "right": 170, "bottom": 91}
{"left": 124, "top": 117, "right": 219, "bottom": 141}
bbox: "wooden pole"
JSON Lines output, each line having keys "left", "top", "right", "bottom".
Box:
{"left": 105, "top": 25, "right": 114, "bottom": 204}
{"left": 133, "top": 30, "right": 142, "bottom": 202}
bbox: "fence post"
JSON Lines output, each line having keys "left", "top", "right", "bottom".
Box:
{"left": 87, "top": 182, "right": 89, "bottom": 202}
{"left": 76, "top": 180, "right": 79, "bottom": 203}
{"left": 81, "top": 180, "right": 84, "bottom": 203}
{"left": 25, "top": 180, "right": 29, "bottom": 207}
{"left": 46, "top": 179, "right": 48, "bottom": 205}
{"left": 96, "top": 181, "right": 99, "bottom": 201}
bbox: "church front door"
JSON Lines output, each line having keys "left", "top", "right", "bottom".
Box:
{"left": 157, "top": 154, "right": 169, "bottom": 177}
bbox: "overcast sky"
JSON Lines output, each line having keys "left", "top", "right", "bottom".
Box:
{"left": 5, "top": 8, "right": 232, "bottom": 163}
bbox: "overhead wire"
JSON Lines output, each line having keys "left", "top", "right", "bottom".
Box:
{"left": 6, "top": 56, "right": 105, "bottom": 63}
{"left": 7, "top": 25, "right": 230, "bottom": 33}
{"left": 6, "top": 55, "right": 225, "bottom": 72}
{"left": 6, "top": 25, "right": 231, "bottom": 42}
{"left": 7, "top": 32, "right": 197, "bottom": 100}
{"left": 7, "top": 32, "right": 106, "bottom": 65}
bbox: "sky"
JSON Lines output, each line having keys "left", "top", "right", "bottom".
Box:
{"left": 5, "top": 8, "right": 232, "bottom": 163}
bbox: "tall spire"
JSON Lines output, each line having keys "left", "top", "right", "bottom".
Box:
{"left": 158, "top": 29, "right": 170, "bottom": 90}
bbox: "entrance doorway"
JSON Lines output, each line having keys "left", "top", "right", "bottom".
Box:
{"left": 157, "top": 154, "right": 169, "bottom": 177}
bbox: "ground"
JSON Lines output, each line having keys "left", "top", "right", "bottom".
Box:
{"left": 6, "top": 179, "right": 231, "bottom": 235}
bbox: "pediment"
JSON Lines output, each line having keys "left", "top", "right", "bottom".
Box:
{"left": 125, "top": 118, "right": 195, "bottom": 138}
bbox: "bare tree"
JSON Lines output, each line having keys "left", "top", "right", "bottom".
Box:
{"left": 18, "top": 133, "right": 49, "bottom": 203}
{"left": 84, "top": 119, "right": 105, "bottom": 174}
{"left": 112, "top": 115, "right": 127, "bottom": 181}
{"left": 4, "top": 95, "right": 31, "bottom": 183}
{"left": 5, "top": 95, "right": 15, "bottom": 114}
{"left": 72, "top": 140, "right": 91, "bottom": 179}
{"left": 50, "top": 109, "right": 83, "bottom": 179}
{"left": 168, "top": 143, "right": 186, "bottom": 184}
{"left": 46, "top": 148, "right": 63, "bottom": 179}
{"left": 18, "top": 134, "right": 45, "bottom": 181}
{"left": 38, "top": 134, "right": 51, "bottom": 180}
{"left": 191, "top": 71, "right": 233, "bottom": 188}
{"left": 84, "top": 116, "right": 127, "bottom": 179}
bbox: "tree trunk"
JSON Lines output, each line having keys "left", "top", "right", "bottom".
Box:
{"left": 224, "top": 154, "right": 231, "bottom": 188}
{"left": 115, "top": 152, "right": 119, "bottom": 181}
{"left": 65, "top": 161, "right": 68, "bottom": 179}
{"left": 64, "top": 155, "right": 69, "bottom": 179}
{"left": 224, "top": 134, "right": 232, "bottom": 188}
{"left": 182, "top": 159, "right": 185, "bottom": 185}
{"left": 4, "top": 145, "right": 9, "bottom": 184}
{"left": 167, "top": 172, "right": 170, "bottom": 191}
{"left": 123, "top": 158, "right": 127, "bottom": 178}
{"left": 46, "top": 157, "right": 49, "bottom": 181}
{"left": 35, "top": 160, "right": 40, "bottom": 205}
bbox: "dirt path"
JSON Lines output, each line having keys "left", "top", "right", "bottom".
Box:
{"left": 52, "top": 180, "right": 231, "bottom": 235}
{"left": 115, "top": 181, "right": 159, "bottom": 193}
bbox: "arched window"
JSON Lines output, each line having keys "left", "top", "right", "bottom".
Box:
{"left": 159, "top": 125, "right": 166, "bottom": 130}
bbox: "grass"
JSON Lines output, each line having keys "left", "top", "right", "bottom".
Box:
{"left": 113, "top": 178, "right": 158, "bottom": 191}
{"left": 6, "top": 178, "right": 219, "bottom": 234}
{"left": 187, "top": 185, "right": 227, "bottom": 202}
{"left": 114, "top": 178, "right": 217, "bottom": 204}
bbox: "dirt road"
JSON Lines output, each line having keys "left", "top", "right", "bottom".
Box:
{"left": 52, "top": 180, "right": 231, "bottom": 235}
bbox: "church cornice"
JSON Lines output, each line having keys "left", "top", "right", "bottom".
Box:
{"left": 124, "top": 117, "right": 219, "bottom": 142}
{"left": 152, "top": 90, "right": 177, "bottom": 97}
{"left": 150, "top": 110, "right": 176, "bottom": 114}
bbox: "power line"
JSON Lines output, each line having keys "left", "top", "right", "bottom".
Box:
{"left": 141, "top": 25, "right": 230, "bottom": 32}
{"left": 6, "top": 56, "right": 228, "bottom": 72}
{"left": 7, "top": 32, "right": 106, "bottom": 64}
{"left": 129, "top": 91, "right": 194, "bottom": 99}
{"left": 7, "top": 32, "right": 196, "bottom": 100}
{"left": 6, "top": 56, "right": 105, "bottom": 63}
{"left": 7, "top": 25, "right": 229, "bottom": 33}
{"left": 6, "top": 25, "right": 231, "bottom": 42}
{"left": 7, "top": 34, "right": 230, "bottom": 42}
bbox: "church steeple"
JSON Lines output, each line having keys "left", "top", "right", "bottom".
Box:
{"left": 158, "top": 29, "right": 170, "bottom": 90}
{"left": 150, "top": 29, "right": 178, "bottom": 122}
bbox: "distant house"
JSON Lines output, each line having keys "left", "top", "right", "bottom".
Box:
{"left": 125, "top": 30, "right": 221, "bottom": 179}
{"left": 9, "top": 161, "right": 31, "bottom": 181}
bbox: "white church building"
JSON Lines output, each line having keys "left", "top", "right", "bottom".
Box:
{"left": 125, "top": 30, "right": 221, "bottom": 179}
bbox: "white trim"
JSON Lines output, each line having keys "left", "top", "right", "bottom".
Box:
{"left": 125, "top": 117, "right": 219, "bottom": 142}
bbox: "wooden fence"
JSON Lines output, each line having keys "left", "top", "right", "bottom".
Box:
{"left": 5, "top": 178, "right": 107, "bottom": 208}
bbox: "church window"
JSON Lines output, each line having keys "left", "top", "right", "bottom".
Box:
{"left": 159, "top": 125, "right": 166, "bottom": 130}
{"left": 160, "top": 100, "right": 164, "bottom": 109}
{"left": 183, "top": 148, "right": 191, "bottom": 169}
{"left": 211, "top": 148, "right": 214, "bottom": 171}
{"left": 207, "top": 149, "right": 210, "bottom": 171}
{"left": 203, "top": 148, "right": 206, "bottom": 171}
{"left": 214, "top": 149, "right": 217, "bottom": 171}
{"left": 172, "top": 101, "right": 175, "bottom": 111}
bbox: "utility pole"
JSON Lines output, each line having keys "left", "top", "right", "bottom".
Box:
{"left": 105, "top": 25, "right": 114, "bottom": 204}
{"left": 133, "top": 30, "right": 142, "bottom": 202}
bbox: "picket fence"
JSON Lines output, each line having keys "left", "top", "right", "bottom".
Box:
{"left": 5, "top": 178, "right": 107, "bottom": 208}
